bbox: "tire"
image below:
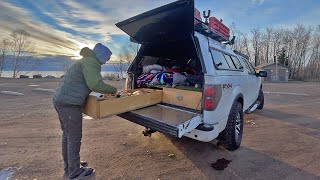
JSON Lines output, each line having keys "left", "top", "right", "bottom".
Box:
{"left": 217, "top": 101, "right": 243, "bottom": 151}
{"left": 257, "top": 89, "right": 264, "bottom": 110}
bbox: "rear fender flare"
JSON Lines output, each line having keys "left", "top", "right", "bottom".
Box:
{"left": 230, "top": 85, "right": 244, "bottom": 113}
{"left": 218, "top": 93, "right": 243, "bottom": 132}
{"left": 217, "top": 86, "right": 243, "bottom": 132}
{"left": 232, "top": 94, "right": 244, "bottom": 110}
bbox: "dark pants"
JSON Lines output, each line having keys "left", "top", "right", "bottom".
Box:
{"left": 54, "top": 103, "right": 83, "bottom": 178}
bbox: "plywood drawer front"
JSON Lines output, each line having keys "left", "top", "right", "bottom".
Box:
{"left": 162, "top": 88, "right": 202, "bottom": 110}
{"left": 83, "top": 96, "right": 100, "bottom": 119}
{"left": 99, "top": 90, "right": 162, "bottom": 118}
{"left": 83, "top": 89, "right": 162, "bottom": 119}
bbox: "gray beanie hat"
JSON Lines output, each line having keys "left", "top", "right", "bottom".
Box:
{"left": 93, "top": 43, "right": 112, "bottom": 64}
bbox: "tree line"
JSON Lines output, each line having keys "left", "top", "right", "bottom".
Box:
{"left": 231, "top": 23, "right": 320, "bottom": 81}
{"left": 2, "top": 25, "right": 319, "bottom": 81}
{"left": 113, "top": 23, "right": 320, "bottom": 81}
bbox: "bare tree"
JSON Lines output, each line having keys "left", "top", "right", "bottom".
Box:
{"left": 119, "top": 40, "right": 139, "bottom": 66}
{"left": 287, "top": 24, "right": 313, "bottom": 79}
{"left": 251, "top": 28, "right": 262, "bottom": 66}
{"left": 112, "top": 39, "right": 139, "bottom": 79}
{"left": 264, "top": 27, "right": 273, "bottom": 63}
{"left": 112, "top": 60, "right": 124, "bottom": 79}
{"left": 0, "top": 39, "right": 9, "bottom": 77}
{"left": 9, "top": 29, "right": 35, "bottom": 78}
{"left": 305, "top": 25, "right": 320, "bottom": 81}
{"left": 230, "top": 22, "right": 251, "bottom": 60}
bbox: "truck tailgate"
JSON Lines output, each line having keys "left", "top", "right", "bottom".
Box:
{"left": 119, "top": 104, "right": 202, "bottom": 138}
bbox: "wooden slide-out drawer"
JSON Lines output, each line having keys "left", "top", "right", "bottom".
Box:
{"left": 83, "top": 88, "right": 202, "bottom": 119}
{"left": 162, "top": 88, "right": 202, "bottom": 110}
{"left": 83, "top": 89, "right": 162, "bottom": 119}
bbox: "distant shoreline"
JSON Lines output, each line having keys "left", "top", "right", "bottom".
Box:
{"left": 0, "top": 70, "right": 127, "bottom": 79}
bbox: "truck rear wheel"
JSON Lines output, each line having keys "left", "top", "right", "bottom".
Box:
{"left": 217, "top": 101, "right": 243, "bottom": 151}
{"left": 257, "top": 89, "right": 264, "bottom": 109}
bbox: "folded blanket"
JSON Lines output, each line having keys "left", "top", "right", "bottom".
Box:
{"left": 137, "top": 72, "right": 189, "bottom": 87}
{"left": 137, "top": 74, "right": 157, "bottom": 87}
{"left": 143, "top": 64, "right": 165, "bottom": 74}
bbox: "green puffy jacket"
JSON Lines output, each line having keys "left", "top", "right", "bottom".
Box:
{"left": 53, "top": 48, "right": 117, "bottom": 106}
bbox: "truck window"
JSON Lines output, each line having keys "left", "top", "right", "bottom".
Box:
{"left": 243, "top": 58, "right": 256, "bottom": 74}
{"left": 210, "top": 49, "right": 230, "bottom": 69}
{"left": 241, "top": 58, "right": 251, "bottom": 72}
{"left": 223, "top": 55, "right": 237, "bottom": 70}
{"left": 248, "top": 62, "right": 257, "bottom": 74}
{"left": 230, "top": 56, "right": 243, "bottom": 70}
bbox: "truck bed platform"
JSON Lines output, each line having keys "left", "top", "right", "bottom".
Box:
{"left": 119, "top": 104, "right": 202, "bottom": 137}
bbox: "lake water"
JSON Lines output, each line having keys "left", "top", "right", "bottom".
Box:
{"left": 0, "top": 71, "right": 127, "bottom": 78}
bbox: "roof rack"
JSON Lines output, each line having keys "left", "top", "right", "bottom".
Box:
{"left": 194, "top": 19, "right": 229, "bottom": 42}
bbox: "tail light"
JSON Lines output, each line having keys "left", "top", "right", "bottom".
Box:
{"left": 203, "top": 85, "right": 222, "bottom": 111}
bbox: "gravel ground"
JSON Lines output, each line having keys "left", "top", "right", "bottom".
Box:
{"left": 0, "top": 78, "right": 319, "bottom": 179}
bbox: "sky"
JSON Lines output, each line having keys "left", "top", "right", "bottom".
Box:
{"left": 0, "top": 0, "right": 319, "bottom": 61}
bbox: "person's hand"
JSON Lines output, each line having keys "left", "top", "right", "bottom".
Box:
{"left": 109, "top": 91, "right": 119, "bottom": 96}
{"left": 115, "top": 91, "right": 123, "bottom": 98}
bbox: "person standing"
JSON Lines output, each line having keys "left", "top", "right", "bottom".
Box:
{"left": 53, "top": 43, "right": 117, "bottom": 179}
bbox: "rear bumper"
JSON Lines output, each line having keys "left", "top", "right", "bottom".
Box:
{"left": 184, "top": 116, "right": 228, "bottom": 142}
{"left": 184, "top": 127, "right": 218, "bottom": 142}
{"left": 119, "top": 111, "right": 227, "bottom": 142}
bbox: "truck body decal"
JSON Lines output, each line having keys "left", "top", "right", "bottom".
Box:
{"left": 223, "top": 83, "right": 232, "bottom": 91}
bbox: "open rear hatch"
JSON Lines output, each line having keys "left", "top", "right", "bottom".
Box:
{"left": 115, "top": 0, "right": 194, "bottom": 45}
{"left": 115, "top": 0, "right": 202, "bottom": 137}
{"left": 116, "top": 0, "right": 199, "bottom": 67}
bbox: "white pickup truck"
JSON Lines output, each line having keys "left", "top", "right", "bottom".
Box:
{"left": 115, "top": 0, "right": 267, "bottom": 150}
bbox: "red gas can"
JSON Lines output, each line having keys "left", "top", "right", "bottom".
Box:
{"left": 194, "top": 8, "right": 202, "bottom": 25}
{"left": 209, "top": 17, "right": 230, "bottom": 38}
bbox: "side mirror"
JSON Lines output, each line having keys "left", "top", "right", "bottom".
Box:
{"left": 256, "top": 70, "right": 267, "bottom": 77}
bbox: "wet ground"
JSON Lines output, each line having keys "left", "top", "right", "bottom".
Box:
{"left": 0, "top": 78, "right": 319, "bottom": 179}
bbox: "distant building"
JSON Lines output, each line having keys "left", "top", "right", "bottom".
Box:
{"left": 258, "top": 63, "right": 289, "bottom": 82}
